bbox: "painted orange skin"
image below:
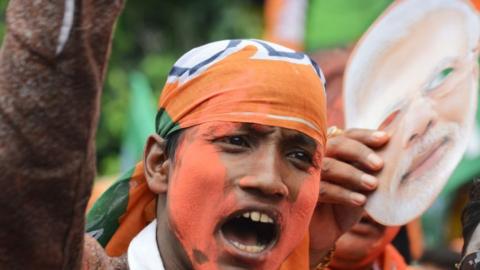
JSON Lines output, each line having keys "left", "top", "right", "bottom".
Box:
{"left": 149, "top": 121, "right": 322, "bottom": 270}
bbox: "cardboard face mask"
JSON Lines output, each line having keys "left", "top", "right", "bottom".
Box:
{"left": 344, "top": 0, "right": 480, "bottom": 225}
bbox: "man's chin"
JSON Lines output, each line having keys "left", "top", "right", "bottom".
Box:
{"left": 213, "top": 238, "right": 288, "bottom": 270}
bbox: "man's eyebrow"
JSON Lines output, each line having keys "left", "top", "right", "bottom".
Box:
{"left": 283, "top": 133, "right": 317, "bottom": 149}
{"left": 239, "top": 124, "right": 317, "bottom": 148}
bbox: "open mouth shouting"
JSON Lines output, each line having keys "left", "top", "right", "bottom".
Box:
{"left": 219, "top": 209, "right": 280, "bottom": 256}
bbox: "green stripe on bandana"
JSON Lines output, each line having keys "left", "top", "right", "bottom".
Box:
{"left": 155, "top": 108, "right": 181, "bottom": 138}
{"left": 86, "top": 167, "right": 134, "bottom": 247}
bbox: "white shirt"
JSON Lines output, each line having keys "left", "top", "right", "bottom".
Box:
{"left": 128, "top": 220, "right": 165, "bottom": 270}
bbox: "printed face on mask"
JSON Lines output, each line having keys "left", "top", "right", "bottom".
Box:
{"left": 344, "top": 1, "right": 479, "bottom": 225}
{"left": 154, "top": 122, "right": 323, "bottom": 270}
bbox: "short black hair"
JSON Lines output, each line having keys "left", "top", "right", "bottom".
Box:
{"left": 461, "top": 179, "right": 480, "bottom": 255}
{"left": 164, "top": 129, "right": 184, "bottom": 161}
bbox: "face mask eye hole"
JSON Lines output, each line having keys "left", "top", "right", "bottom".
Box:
{"left": 378, "top": 109, "right": 401, "bottom": 130}
{"left": 426, "top": 67, "right": 455, "bottom": 91}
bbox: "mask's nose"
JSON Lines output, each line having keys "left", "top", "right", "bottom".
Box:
{"left": 238, "top": 146, "right": 289, "bottom": 200}
{"left": 402, "top": 97, "right": 437, "bottom": 148}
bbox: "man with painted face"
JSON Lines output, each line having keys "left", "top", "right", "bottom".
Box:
{"left": 0, "top": 1, "right": 389, "bottom": 269}
{"left": 135, "top": 40, "right": 332, "bottom": 269}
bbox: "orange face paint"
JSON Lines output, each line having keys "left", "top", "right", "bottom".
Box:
{"left": 165, "top": 122, "right": 321, "bottom": 270}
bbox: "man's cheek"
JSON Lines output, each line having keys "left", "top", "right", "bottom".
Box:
{"left": 168, "top": 144, "right": 229, "bottom": 267}
{"left": 282, "top": 172, "right": 320, "bottom": 249}
{"left": 291, "top": 172, "right": 320, "bottom": 225}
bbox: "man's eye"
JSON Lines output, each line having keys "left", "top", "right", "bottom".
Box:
{"left": 288, "top": 151, "right": 313, "bottom": 165}
{"left": 222, "top": 136, "right": 250, "bottom": 147}
{"left": 426, "top": 67, "right": 454, "bottom": 91}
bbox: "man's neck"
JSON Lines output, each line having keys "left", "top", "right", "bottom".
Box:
{"left": 157, "top": 214, "right": 193, "bottom": 270}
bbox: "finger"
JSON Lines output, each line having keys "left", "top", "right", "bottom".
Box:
{"left": 343, "top": 128, "right": 389, "bottom": 148}
{"left": 318, "top": 181, "right": 367, "bottom": 206}
{"left": 321, "top": 157, "right": 378, "bottom": 191}
{"left": 326, "top": 136, "right": 384, "bottom": 171}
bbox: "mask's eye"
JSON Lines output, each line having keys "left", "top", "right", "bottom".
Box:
{"left": 426, "top": 67, "right": 454, "bottom": 91}
{"left": 378, "top": 109, "right": 401, "bottom": 130}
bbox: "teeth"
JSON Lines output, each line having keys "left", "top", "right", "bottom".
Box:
{"left": 240, "top": 211, "right": 275, "bottom": 224}
{"left": 251, "top": 211, "right": 260, "bottom": 221}
{"left": 260, "top": 214, "right": 273, "bottom": 224}
{"left": 231, "top": 241, "right": 266, "bottom": 253}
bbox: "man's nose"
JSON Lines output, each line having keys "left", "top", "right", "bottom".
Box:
{"left": 238, "top": 149, "right": 289, "bottom": 199}
{"left": 402, "top": 98, "right": 437, "bottom": 147}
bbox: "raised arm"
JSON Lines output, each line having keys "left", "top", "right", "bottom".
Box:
{"left": 0, "top": 0, "right": 123, "bottom": 268}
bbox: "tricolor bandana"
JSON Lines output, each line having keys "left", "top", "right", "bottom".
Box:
{"left": 86, "top": 39, "right": 327, "bottom": 257}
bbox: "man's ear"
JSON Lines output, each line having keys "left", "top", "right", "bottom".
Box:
{"left": 144, "top": 134, "right": 170, "bottom": 194}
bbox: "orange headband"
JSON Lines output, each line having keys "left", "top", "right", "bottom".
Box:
{"left": 156, "top": 39, "right": 327, "bottom": 145}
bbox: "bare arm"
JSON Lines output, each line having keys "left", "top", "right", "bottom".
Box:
{"left": 0, "top": 0, "right": 123, "bottom": 269}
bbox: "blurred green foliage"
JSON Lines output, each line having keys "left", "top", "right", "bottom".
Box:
{"left": 0, "top": 1, "right": 263, "bottom": 176}
{"left": 0, "top": 4, "right": 5, "bottom": 39}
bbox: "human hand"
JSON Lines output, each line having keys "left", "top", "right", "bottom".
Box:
{"left": 309, "top": 128, "right": 389, "bottom": 268}
{"left": 83, "top": 234, "right": 128, "bottom": 270}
